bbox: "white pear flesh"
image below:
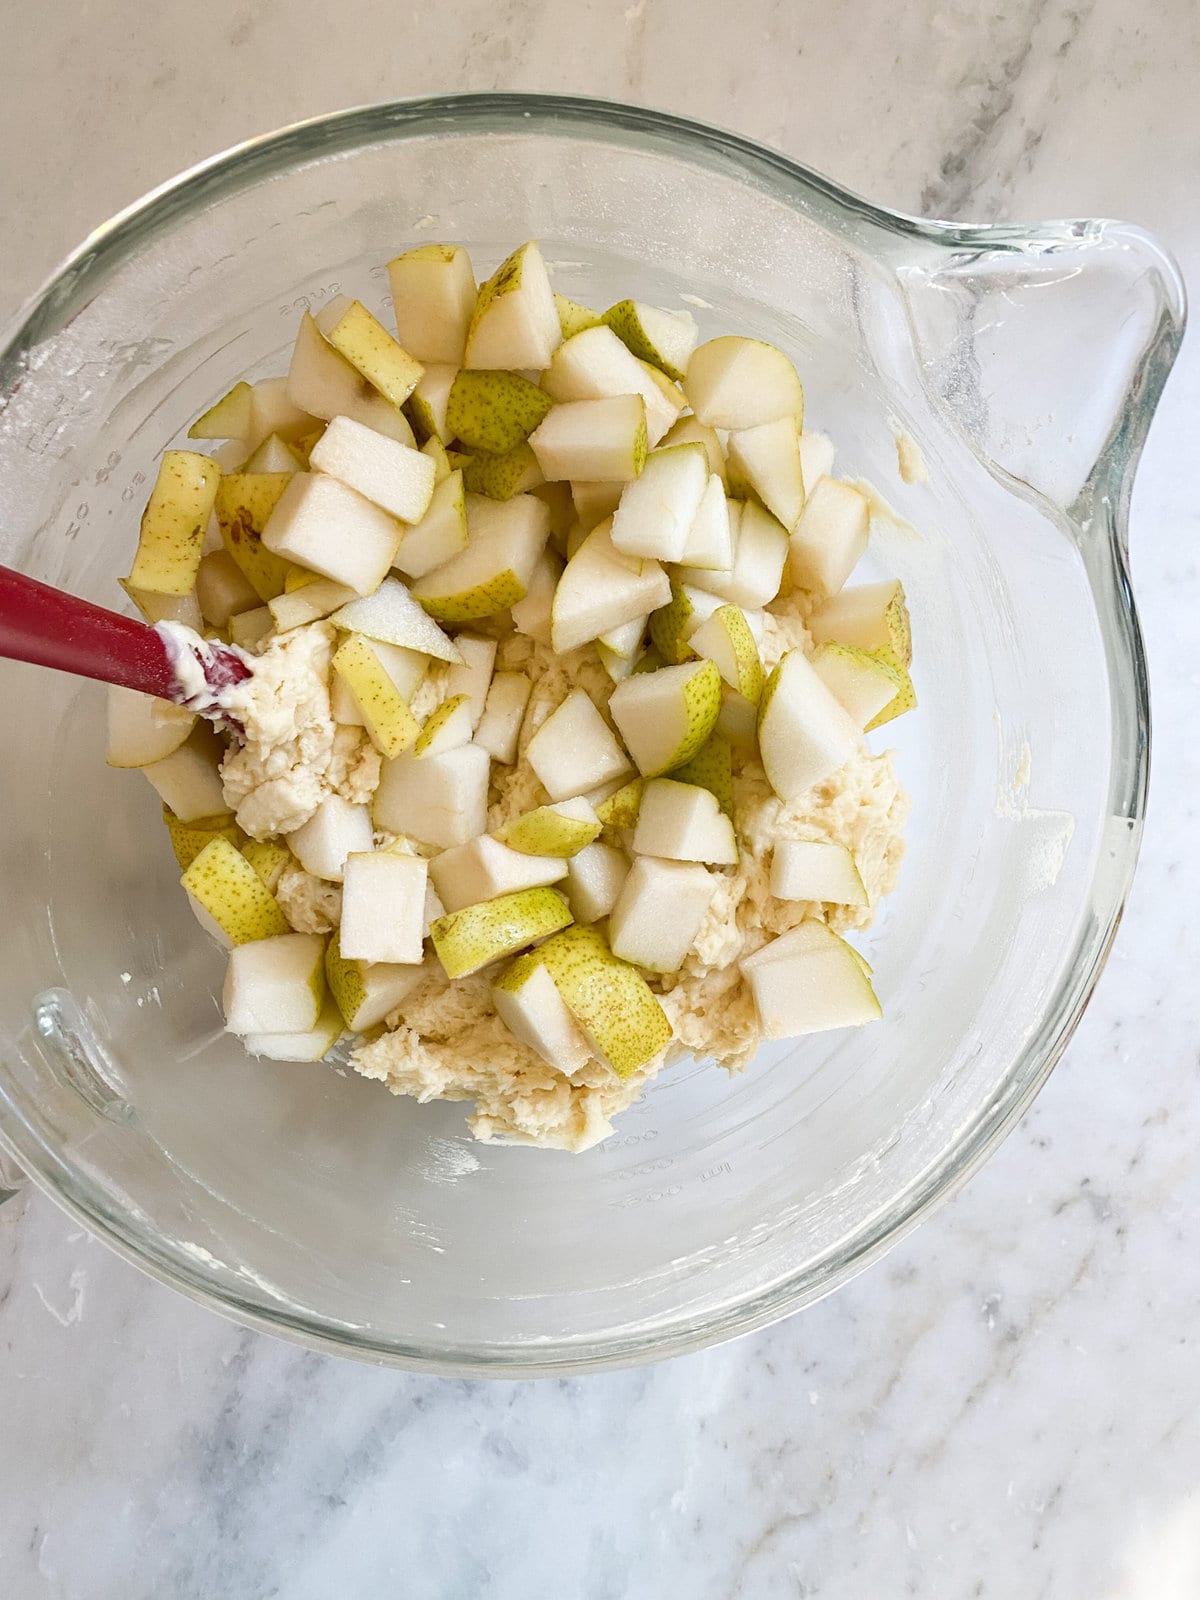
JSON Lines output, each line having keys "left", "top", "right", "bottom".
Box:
{"left": 227, "top": 606, "right": 274, "bottom": 653}
{"left": 726, "top": 416, "right": 805, "bottom": 530}
{"left": 223, "top": 933, "right": 326, "bottom": 1036}
{"left": 563, "top": 841, "right": 630, "bottom": 923}
{"left": 442, "top": 634, "right": 498, "bottom": 726}
{"left": 607, "top": 659, "right": 723, "bottom": 778}
{"left": 195, "top": 550, "right": 260, "bottom": 629}
{"left": 509, "top": 549, "right": 561, "bottom": 645}
{"left": 610, "top": 444, "right": 708, "bottom": 563}
{"left": 241, "top": 998, "right": 344, "bottom": 1062}
{"left": 287, "top": 311, "right": 371, "bottom": 423}
{"left": 608, "top": 857, "right": 715, "bottom": 972}
{"left": 492, "top": 957, "right": 592, "bottom": 1074}
{"left": 413, "top": 694, "right": 474, "bottom": 756}
{"left": 541, "top": 325, "right": 679, "bottom": 445}
{"left": 807, "top": 580, "right": 911, "bottom": 668}
{"left": 687, "top": 605, "right": 764, "bottom": 703}
{"left": 411, "top": 493, "right": 549, "bottom": 622}
{"left": 330, "top": 577, "right": 462, "bottom": 662}
{"left": 372, "top": 743, "right": 491, "bottom": 847}
{"left": 631, "top": 779, "right": 738, "bottom": 865}
{"left": 789, "top": 477, "right": 869, "bottom": 597}
{"left": 740, "top": 921, "right": 880, "bottom": 1037}
{"left": 325, "top": 937, "right": 431, "bottom": 1031}
{"left": 679, "top": 476, "right": 734, "bottom": 570}
{"left": 106, "top": 686, "right": 195, "bottom": 769}
{"left": 429, "top": 834, "right": 567, "bottom": 913}
{"left": 525, "top": 689, "right": 633, "bottom": 801}
{"left": 286, "top": 794, "right": 374, "bottom": 883}
{"left": 474, "top": 671, "right": 534, "bottom": 764}
{"left": 464, "top": 241, "right": 561, "bottom": 371}
{"left": 339, "top": 850, "right": 428, "bottom": 964}
{"left": 528, "top": 395, "right": 648, "bottom": 483}
{"left": 141, "top": 727, "right": 228, "bottom": 822}
{"left": 262, "top": 473, "right": 401, "bottom": 597}
{"left": 391, "top": 470, "right": 468, "bottom": 580}
{"left": 268, "top": 576, "right": 358, "bottom": 632}
{"left": 811, "top": 643, "right": 902, "bottom": 729}
{"left": 678, "top": 500, "right": 789, "bottom": 610}
{"left": 387, "top": 243, "right": 477, "bottom": 364}
{"left": 571, "top": 479, "right": 625, "bottom": 530}
{"left": 309, "top": 415, "right": 436, "bottom": 524}
{"left": 757, "top": 650, "right": 860, "bottom": 801}
{"left": 551, "top": 520, "right": 670, "bottom": 654}
{"left": 683, "top": 337, "right": 804, "bottom": 429}
{"left": 798, "top": 431, "right": 836, "bottom": 489}
{"left": 770, "top": 840, "right": 868, "bottom": 906}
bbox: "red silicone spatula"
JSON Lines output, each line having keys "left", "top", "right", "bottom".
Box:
{"left": 0, "top": 564, "right": 252, "bottom": 707}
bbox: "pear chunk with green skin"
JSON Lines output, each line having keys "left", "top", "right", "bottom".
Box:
{"left": 287, "top": 795, "right": 374, "bottom": 884}
{"left": 648, "top": 579, "right": 723, "bottom": 665}
{"left": 740, "top": 921, "right": 880, "bottom": 1037}
{"left": 387, "top": 243, "right": 477, "bottom": 364}
{"left": 788, "top": 477, "right": 869, "bottom": 597}
{"left": 127, "top": 452, "right": 221, "bottom": 596}
{"left": 571, "top": 479, "right": 624, "bottom": 530}
{"left": 325, "top": 932, "right": 431, "bottom": 1031}
{"left": 865, "top": 661, "right": 917, "bottom": 731}
{"left": 632, "top": 779, "right": 738, "bottom": 865}
{"left": 811, "top": 642, "right": 902, "bottom": 730}
{"left": 602, "top": 300, "right": 697, "bottom": 382}
{"left": 242, "top": 433, "right": 306, "bottom": 474}
{"left": 727, "top": 416, "right": 805, "bottom": 530}
{"left": 340, "top": 850, "right": 427, "bottom": 965}
{"left": 688, "top": 604, "right": 764, "bottom": 703}
{"left": 262, "top": 473, "right": 401, "bottom": 598}
{"left": 372, "top": 744, "right": 491, "bottom": 848}
{"left": 510, "top": 549, "right": 561, "bottom": 645}
{"left": 757, "top": 650, "right": 860, "bottom": 802}
{"left": 288, "top": 311, "right": 377, "bottom": 423}
{"left": 107, "top": 686, "right": 195, "bottom": 768}
{"left": 671, "top": 732, "right": 734, "bottom": 817}
{"left": 393, "top": 469, "right": 468, "bottom": 579}
{"left": 554, "top": 292, "right": 602, "bottom": 340}
{"left": 683, "top": 337, "right": 804, "bottom": 430}
{"left": 189, "top": 382, "right": 254, "bottom": 440}
{"left": 610, "top": 443, "right": 708, "bottom": 562}
{"left": 474, "top": 671, "right": 533, "bottom": 764}
{"left": 808, "top": 579, "right": 912, "bottom": 669}
{"left": 461, "top": 441, "right": 544, "bottom": 501}
{"left": 422, "top": 436, "right": 452, "bottom": 482}
{"left": 528, "top": 395, "right": 647, "bottom": 484}
{"left": 430, "top": 886, "right": 573, "bottom": 979}
{"left": 269, "top": 575, "right": 358, "bottom": 632}
{"left": 679, "top": 500, "right": 789, "bottom": 611}
{"left": 196, "top": 550, "right": 261, "bottom": 629}
{"left": 309, "top": 416, "right": 436, "bottom": 524}
{"left": 332, "top": 634, "right": 421, "bottom": 759}
{"left": 142, "top": 724, "right": 228, "bottom": 822}
{"left": 608, "top": 659, "right": 723, "bottom": 778}
{"left": 493, "top": 955, "right": 592, "bottom": 1074}
{"left": 661, "top": 416, "right": 726, "bottom": 482}
{"left": 411, "top": 494, "right": 550, "bottom": 621}
{"left": 414, "top": 693, "right": 474, "bottom": 756}
{"left": 242, "top": 998, "right": 344, "bottom": 1063}
{"left": 608, "top": 857, "right": 715, "bottom": 973}
{"left": 331, "top": 577, "right": 462, "bottom": 662}
{"left": 595, "top": 778, "right": 644, "bottom": 829}
{"left": 497, "top": 797, "right": 602, "bottom": 858}
{"left": 770, "top": 840, "right": 868, "bottom": 906}
{"left": 442, "top": 634, "right": 497, "bottom": 727}
{"left": 241, "top": 839, "right": 291, "bottom": 894}
{"left": 404, "top": 364, "right": 457, "bottom": 444}
{"left": 163, "top": 807, "right": 241, "bottom": 871}
{"left": 679, "top": 476, "right": 735, "bottom": 570}
{"left": 223, "top": 932, "right": 327, "bottom": 1034}
{"left": 445, "top": 369, "right": 553, "bottom": 455}
{"left": 563, "top": 841, "right": 630, "bottom": 924}
{"left": 542, "top": 326, "right": 679, "bottom": 445}
{"left": 535, "top": 924, "right": 671, "bottom": 1078}
{"left": 182, "top": 836, "right": 292, "bottom": 945}
{"left": 316, "top": 298, "right": 423, "bottom": 409}
{"left": 465, "top": 241, "right": 561, "bottom": 371}
{"left": 597, "top": 615, "right": 646, "bottom": 661}
{"left": 526, "top": 689, "right": 633, "bottom": 801}
{"left": 551, "top": 519, "right": 670, "bottom": 655}
{"left": 214, "top": 472, "right": 294, "bottom": 601}
{"left": 429, "top": 834, "right": 567, "bottom": 914}
{"left": 119, "top": 581, "right": 203, "bottom": 632}
{"left": 245, "top": 378, "right": 318, "bottom": 451}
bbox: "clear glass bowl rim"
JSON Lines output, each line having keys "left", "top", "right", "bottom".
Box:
{"left": 0, "top": 93, "right": 1181, "bottom": 1375}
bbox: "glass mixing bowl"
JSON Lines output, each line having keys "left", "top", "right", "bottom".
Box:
{"left": 0, "top": 96, "right": 1183, "bottom": 1373}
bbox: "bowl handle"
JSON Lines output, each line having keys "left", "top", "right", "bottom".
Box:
{"left": 898, "top": 221, "right": 1185, "bottom": 528}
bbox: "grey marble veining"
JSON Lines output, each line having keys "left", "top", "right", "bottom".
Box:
{"left": 3, "top": 1, "right": 1200, "bottom": 1596}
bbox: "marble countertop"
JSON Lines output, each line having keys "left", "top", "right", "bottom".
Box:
{"left": 3, "top": 2, "right": 1198, "bottom": 1595}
